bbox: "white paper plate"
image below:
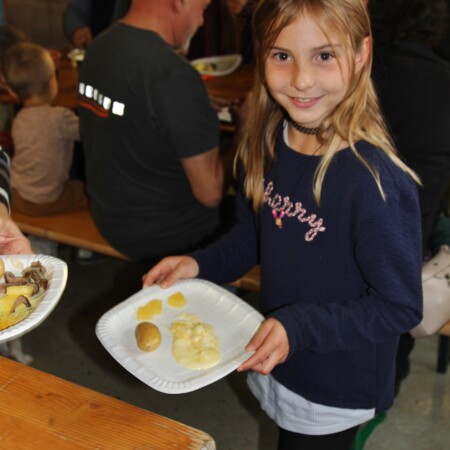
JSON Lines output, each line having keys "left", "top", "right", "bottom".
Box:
{"left": 96, "top": 279, "right": 264, "bottom": 394}
{"left": 191, "top": 54, "right": 243, "bottom": 76}
{"left": 0, "top": 254, "right": 68, "bottom": 343}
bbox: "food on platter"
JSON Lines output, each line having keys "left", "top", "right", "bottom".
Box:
{"left": 137, "top": 299, "right": 162, "bottom": 320}
{"left": 169, "top": 313, "right": 221, "bottom": 370}
{"left": 193, "top": 62, "right": 217, "bottom": 73}
{"left": 67, "top": 48, "right": 85, "bottom": 67}
{"left": 167, "top": 291, "right": 187, "bottom": 308}
{"left": 96, "top": 279, "right": 265, "bottom": 393}
{"left": 0, "top": 260, "right": 49, "bottom": 331}
{"left": 135, "top": 322, "right": 162, "bottom": 352}
{"left": 133, "top": 291, "right": 220, "bottom": 369}
{"left": 191, "top": 55, "right": 242, "bottom": 76}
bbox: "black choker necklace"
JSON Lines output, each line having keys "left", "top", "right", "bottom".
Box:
{"left": 286, "top": 116, "right": 319, "bottom": 135}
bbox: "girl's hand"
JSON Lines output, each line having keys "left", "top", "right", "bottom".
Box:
{"left": 142, "top": 256, "right": 199, "bottom": 288}
{"left": 237, "top": 318, "right": 289, "bottom": 375}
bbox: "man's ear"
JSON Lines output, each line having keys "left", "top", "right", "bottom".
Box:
{"left": 0, "top": 73, "right": 17, "bottom": 98}
{"left": 172, "top": 0, "right": 185, "bottom": 14}
{"left": 48, "top": 72, "right": 57, "bottom": 90}
{"left": 355, "top": 36, "right": 371, "bottom": 72}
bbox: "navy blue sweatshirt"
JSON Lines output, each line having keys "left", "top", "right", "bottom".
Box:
{"left": 192, "top": 138, "right": 422, "bottom": 413}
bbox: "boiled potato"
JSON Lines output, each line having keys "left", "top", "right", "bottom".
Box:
{"left": 135, "top": 322, "right": 161, "bottom": 352}
{"left": 6, "top": 284, "right": 34, "bottom": 297}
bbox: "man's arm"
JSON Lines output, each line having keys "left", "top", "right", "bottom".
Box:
{"left": 63, "top": 0, "right": 93, "bottom": 47}
{"left": 181, "top": 147, "right": 224, "bottom": 208}
{"left": 181, "top": 93, "right": 250, "bottom": 207}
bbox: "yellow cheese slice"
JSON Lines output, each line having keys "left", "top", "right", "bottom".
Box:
{"left": 137, "top": 299, "right": 163, "bottom": 321}
{"left": 167, "top": 291, "right": 187, "bottom": 308}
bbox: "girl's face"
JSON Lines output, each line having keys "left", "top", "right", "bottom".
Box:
{"left": 264, "top": 12, "right": 368, "bottom": 129}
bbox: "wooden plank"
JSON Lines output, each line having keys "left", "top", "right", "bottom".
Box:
{"left": 204, "top": 65, "right": 254, "bottom": 100}
{"left": 230, "top": 265, "right": 261, "bottom": 292}
{"left": 0, "top": 356, "right": 215, "bottom": 449}
{"left": 11, "top": 205, "right": 262, "bottom": 294}
{"left": 439, "top": 321, "right": 450, "bottom": 337}
{"left": 11, "top": 207, "right": 128, "bottom": 260}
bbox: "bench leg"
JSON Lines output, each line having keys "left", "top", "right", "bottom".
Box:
{"left": 437, "top": 335, "right": 449, "bottom": 374}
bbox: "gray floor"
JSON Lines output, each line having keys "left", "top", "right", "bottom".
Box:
{"left": 15, "top": 248, "right": 450, "bottom": 449}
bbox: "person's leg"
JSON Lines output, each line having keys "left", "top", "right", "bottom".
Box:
{"left": 278, "top": 426, "right": 359, "bottom": 450}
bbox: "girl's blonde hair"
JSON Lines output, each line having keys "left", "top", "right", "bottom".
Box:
{"left": 236, "top": 0, "right": 419, "bottom": 209}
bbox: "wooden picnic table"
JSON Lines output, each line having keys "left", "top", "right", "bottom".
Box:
{"left": 0, "top": 355, "right": 215, "bottom": 449}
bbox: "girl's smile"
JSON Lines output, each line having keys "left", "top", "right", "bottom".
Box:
{"left": 289, "top": 95, "right": 325, "bottom": 109}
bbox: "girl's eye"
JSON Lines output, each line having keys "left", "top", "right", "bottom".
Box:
{"left": 273, "top": 51, "right": 291, "bottom": 62}
{"left": 317, "top": 52, "right": 334, "bottom": 62}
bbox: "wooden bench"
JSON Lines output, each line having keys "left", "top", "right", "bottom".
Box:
{"left": 229, "top": 264, "right": 261, "bottom": 292}
{"left": 11, "top": 206, "right": 128, "bottom": 260}
{"left": 11, "top": 206, "right": 263, "bottom": 290}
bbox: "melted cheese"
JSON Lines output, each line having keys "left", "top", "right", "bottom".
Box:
{"left": 136, "top": 299, "right": 163, "bottom": 321}
{"left": 170, "top": 313, "right": 220, "bottom": 370}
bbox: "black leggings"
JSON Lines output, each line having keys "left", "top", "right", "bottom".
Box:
{"left": 278, "top": 426, "right": 359, "bottom": 450}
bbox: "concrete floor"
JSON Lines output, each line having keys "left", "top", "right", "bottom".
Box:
{"left": 15, "top": 248, "right": 450, "bottom": 449}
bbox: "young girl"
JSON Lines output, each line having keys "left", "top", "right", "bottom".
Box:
{"left": 143, "top": 0, "right": 423, "bottom": 448}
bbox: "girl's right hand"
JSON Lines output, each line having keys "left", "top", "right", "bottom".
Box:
{"left": 142, "top": 256, "right": 199, "bottom": 288}
{"left": 237, "top": 318, "right": 289, "bottom": 375}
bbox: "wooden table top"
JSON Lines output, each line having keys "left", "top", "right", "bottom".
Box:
{"left": 0, "top": 356, "right": 215, "bottom": 449}
{"left": 203, "top": 65, "right": 254, "bottom": 101}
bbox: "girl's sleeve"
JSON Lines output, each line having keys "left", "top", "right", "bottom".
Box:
{"left": 190, "top": 180, "right": 260, "bottom": 284}
{"left": 271, "top": 173, "right": 423, "bottom": 355}
{"left": 0, "top": 148, "right": 11, "bottom": 211}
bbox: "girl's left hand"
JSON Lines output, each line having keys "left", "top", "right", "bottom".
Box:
{"left": 237, "top": 318, "right": 289, "bottom": 375}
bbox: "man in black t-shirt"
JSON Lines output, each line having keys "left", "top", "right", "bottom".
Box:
{"left": 78, "top": 0, "right": 226, "bottom": 262}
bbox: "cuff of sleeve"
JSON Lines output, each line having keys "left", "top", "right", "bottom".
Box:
{"left": 0, "top": 194, "right": 11, "bottom": 214}
{"left": 187, "top": 248, "right": 217, "bottom": 281}
{"left": 270, "top": 306, "right": 306, "bottom": 357}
